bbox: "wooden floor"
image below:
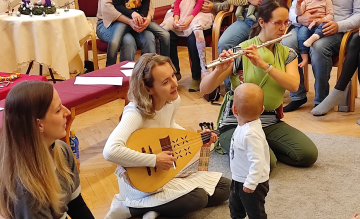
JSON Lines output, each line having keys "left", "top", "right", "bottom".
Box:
{"left": 72, "top": 47, "right": 360, "bottom": 218}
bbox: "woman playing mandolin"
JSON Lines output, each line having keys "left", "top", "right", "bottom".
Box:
{"left": 103, "top": 53, "right": 230, "bottom": 219}
{"left": 200, "top": 0, "right": 318, "bottom": 169}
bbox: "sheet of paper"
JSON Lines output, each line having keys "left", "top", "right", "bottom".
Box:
{"left": 120, "top": 62, "right": 135, "bottom": 69}
{"left": 0, "top": 107, "right": 3, "bottom": 111}
{"left": 120, "top": 69, "right": 133, "bottom": 77}
{"left": 74, "top": 77, "right": 123, "bottom": 86}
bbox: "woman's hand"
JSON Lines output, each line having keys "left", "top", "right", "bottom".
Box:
{"left": 131, "top": 12, "right": 143, "bottom": 26}
{"left": 201, "top": 0, "right": 213, "bottom": 13}
{"left": 214, "top": 49, "right": 234, "bottom": 73}
{"left": 156, "top": 151, "right": 177, "bottom": 170}
{"left": 130, "top": 20, "right": 146, "bottom": 33}
{"left": 297, "top": 9, "right": 322, "bottom": 26}
{"left": 202, "top": 129, "right": 218, "bottom": 147}
{"left": 242, "top": 45, "right": 268, "bottom": 70}
{"left": 141, "top": 16, "right": 151, "bottom": 29}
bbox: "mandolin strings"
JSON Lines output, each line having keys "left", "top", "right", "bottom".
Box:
{"left": 129, "top": 132, "right": 218, "bottom": 154}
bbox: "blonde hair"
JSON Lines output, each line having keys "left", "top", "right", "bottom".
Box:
{"left": 0, "top": 81, "right": 73, "bottom": 218}
{"left": 233, "top": 83, "right": 264, "bottom": 120}
{"left": 127, "top": 53, "right": 176, "bottom": 119}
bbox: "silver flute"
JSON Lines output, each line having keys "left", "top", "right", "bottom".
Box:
{"left": 205, "top": 32, "right": 292, "bottom": 69}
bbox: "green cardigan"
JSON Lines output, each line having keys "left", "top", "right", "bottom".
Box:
{"left": 231, "top": 36, "right": 289, "bottom": 111}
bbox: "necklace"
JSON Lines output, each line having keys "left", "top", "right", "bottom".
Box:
{"left": 0, "top": 73, "right": 21, "bottom": 81}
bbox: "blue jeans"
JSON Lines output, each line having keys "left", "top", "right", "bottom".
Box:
{"left": 298, "top": 23, "right": 325, "bottom": 54}
{"left": 282, "top": 27, "right": 343, "bottom": 104}
{"left": 218, "top": 15, "right": 255, "bottom": 91}
{"left": 218, "top": 15, "right": 255, "bottom": 52}
{"left": 97, "top": 20, "right": 167, "bottom": 66}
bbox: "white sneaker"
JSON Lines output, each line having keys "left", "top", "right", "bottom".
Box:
{"left": 104, "top": 194, "right": 131, "bottom": 219}
{"left": 142, "top": 211, "right": 160, "bottom": 219}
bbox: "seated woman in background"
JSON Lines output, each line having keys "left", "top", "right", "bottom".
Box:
{"left": 97, "top": 0, "right": 168, "bottom": 66}
{"left": 311, "top": 32, "right": 360, "bottom": 117}
{"left": 200, "top": 0, "right": 318, "bottom": 169}
{"left": 103, "top": 53, "right": 230, "bottom": 219}
{"left": 0, "top": 81, "right": 94, "bottom": 219}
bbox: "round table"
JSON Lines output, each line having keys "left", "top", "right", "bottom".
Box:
{"left": 0, "top": 9, "right": 91, "bottom": 79}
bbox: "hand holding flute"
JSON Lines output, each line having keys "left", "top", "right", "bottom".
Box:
{"left": 206, "top": 33, "right": 292, "bottom": 69}
{"left": 242, "top": 45, "right": 271, "bottom": 71}
{"left": 213, "top": 49, "right": 235, "bottom": 73}
{"left": 214, "top": 44, "right": 267, "bottom": 73}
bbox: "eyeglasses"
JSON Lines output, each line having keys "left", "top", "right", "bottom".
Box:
{"left": 268, "top": 20, "right": 292, "bottom": 27}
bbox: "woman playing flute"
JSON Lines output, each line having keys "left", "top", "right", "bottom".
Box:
{"left": 200, "top": 0, "right": 318, "bottom": 169}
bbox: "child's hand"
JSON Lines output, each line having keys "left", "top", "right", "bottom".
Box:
{"left": 314, "top": 18, "right": 324, "bottom": 25}
{"left": 177, "top": 16, "right": 193, "bottom": 30}
{"left": 243, "top": 186, "right": 254, "bottom": 193}
{"left": 173, "top": 15, "right": 180, "bottom": 29}
{"left": 140, "top": 16, "right": 150, "bottom": 28}
{"left": 131, "top": 12, "right": 143, "bottom": 26}
{"left": 351, "top": 214, "right": 359, "bottom": 219}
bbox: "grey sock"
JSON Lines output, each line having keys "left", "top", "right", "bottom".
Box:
{"left": 311, "top": 88, "right": 344, "bottom": 115}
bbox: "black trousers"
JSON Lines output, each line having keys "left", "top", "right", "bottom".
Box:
{"left": 229, "top": 180, "right": 269, "bottom": 219}
{"left": 169, "top": 28, "right": 213, "bottom": 80}
{"left": 130, "top": 177, "right": 231, "bottom": 217}
{"left": 335, "top": 33, "right": 360, "bottom": 91}
{"left": 67, "top": 194, "right": 94, "bottom": 219}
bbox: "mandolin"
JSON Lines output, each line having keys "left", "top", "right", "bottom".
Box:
{"left": 125, "top": 127, "right": 219, "bottom": 193}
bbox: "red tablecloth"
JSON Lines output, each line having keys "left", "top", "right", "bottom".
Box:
{"left": 0, "top": 62, "right": 132, "bottom": 131}
{"left": 0, "top": 73, "right": 48, "bottom": 100}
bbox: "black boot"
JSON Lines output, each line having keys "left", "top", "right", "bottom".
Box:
{"left": 283, "top": 97, "right": 307, "bottom": 112}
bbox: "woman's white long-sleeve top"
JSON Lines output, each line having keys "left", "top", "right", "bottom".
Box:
{"left": 103, "top": 96, "right": 222, "bottom": 208}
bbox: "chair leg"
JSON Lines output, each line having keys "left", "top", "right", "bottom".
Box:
{"left": 349, "top": 70, "right": 358, "bottom": 112}
{"left": 355, "top": 70, "right": 358, "bottom": 98}
{"left": 84, "top": 43, "right": 89, "bottom": 61}
{"left": 39, "top": 64, "right": 43, "bottom": 76}
{"left": 93, "top": 49, "right": 99, "bottom": 70}
{"left": 303, "top": 64, "right": 309, "bottom": 92}
{"left": 26, "top": 61, "right": 34, "bottom": 75}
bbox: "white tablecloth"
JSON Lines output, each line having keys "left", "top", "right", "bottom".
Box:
{"left": 0, "top": 9, "right": 91, "bottom": 79}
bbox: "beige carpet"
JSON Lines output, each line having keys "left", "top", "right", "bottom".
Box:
{"left": 151, "top": 132, "right": 360, "bottom": 219}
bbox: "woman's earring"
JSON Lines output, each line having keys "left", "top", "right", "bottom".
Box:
{"left": 40, "top": 129, "right": 43, "bottom": 133}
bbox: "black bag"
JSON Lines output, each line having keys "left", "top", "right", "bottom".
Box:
{"left": 203, "top": 86, "right": 222, "bottom": 105}
{"left": 83, "top": 60, "right": 94, "bottom": 74}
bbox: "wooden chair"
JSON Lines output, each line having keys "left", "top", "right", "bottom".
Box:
{"left": 75, "top": 0, "right": 102, "bottom": 70}
{"left": 303, "top": 28, "right": 359, "bottom": 111}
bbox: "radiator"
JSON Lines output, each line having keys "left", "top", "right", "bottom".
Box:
{"left": 154, "top": 0, "right": 174, "bottom": 7}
